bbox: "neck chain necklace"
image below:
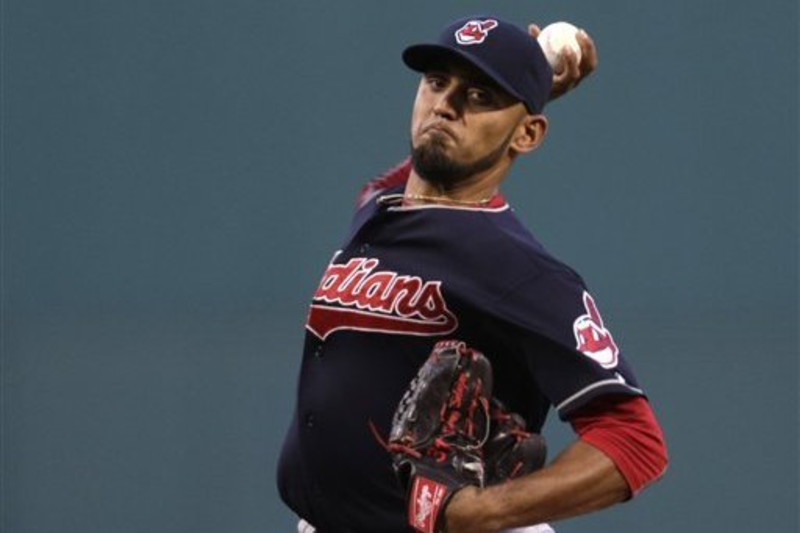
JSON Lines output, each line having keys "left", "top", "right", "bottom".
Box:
{"left": 403, "top": 193, "right": 494, "bottom": 206}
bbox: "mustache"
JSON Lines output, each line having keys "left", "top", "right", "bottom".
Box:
{"left": 421, "top": 122, "right": 457, "bottom": 140}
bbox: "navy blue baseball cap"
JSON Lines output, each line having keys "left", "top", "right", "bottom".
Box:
{"left": 403, "top": 16, "right": 553, "bottom": 114}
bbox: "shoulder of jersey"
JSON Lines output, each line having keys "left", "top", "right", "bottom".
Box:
{"left": 483, "top": 210, "right": 585, "bottom": 284}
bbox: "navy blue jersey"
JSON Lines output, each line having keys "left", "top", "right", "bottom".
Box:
{"left": 277, "top": 185, "right": 644, "bottom": 532}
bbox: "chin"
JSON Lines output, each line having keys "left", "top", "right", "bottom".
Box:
{"left": 410, "top": 143, "right": 466, "bottom": 188}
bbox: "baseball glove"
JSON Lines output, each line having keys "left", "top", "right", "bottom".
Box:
{"left": 484, "top": 399, "right": 547, "bottom": 485}
{"left": 388, "top": 340, "right": 493, "bottom": 533}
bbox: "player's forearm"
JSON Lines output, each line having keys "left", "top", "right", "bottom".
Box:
{"left": 445, "top": 440, "right": 629, "bottom": 533}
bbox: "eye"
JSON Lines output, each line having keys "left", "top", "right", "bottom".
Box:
{"left": 424, "top": 73, "right": 449, "bottom": 91}
{"left": 466, "top": 87, "right": 494, "bottom": 107}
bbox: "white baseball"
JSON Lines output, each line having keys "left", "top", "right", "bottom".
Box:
{"left": 537, "top": 21, "right": 582, "bottom": 70}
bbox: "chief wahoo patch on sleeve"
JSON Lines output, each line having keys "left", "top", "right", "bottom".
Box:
{"left": 573, "top": 291, "right": 619, "bottom": 368}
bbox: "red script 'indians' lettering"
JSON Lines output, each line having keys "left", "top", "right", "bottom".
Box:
{"left": 306, "top": 257, "right": 458, "bottom": 340}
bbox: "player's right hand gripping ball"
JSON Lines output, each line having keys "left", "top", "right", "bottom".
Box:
{"left": 388, "top": 340, "right": 493, "bottom": 533}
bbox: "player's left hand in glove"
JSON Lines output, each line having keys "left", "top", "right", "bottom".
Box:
{"left": 484, "top": 399, "right": 547, "bottom": 485}
{"left": 387, "top": 340, "right": 493, "bottom": 533}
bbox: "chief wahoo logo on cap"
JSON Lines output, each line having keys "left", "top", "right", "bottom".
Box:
{"left": 454, "top": 19, "right": 499, "bottom": 45}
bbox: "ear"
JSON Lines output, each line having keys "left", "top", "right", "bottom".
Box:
{"left": 509, "top": 114, "right": 548, "bottom": 155}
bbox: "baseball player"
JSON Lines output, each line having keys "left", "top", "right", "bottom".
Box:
{"left": 277, "top": 15, "right": 668, "bottom": 533}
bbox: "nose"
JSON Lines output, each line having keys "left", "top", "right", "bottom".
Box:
{"left": 432, "top": 88, "right": 460, "bottom": 120}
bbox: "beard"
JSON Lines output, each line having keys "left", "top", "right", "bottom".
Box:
{"left": 410, "top": 130, "right": 514, "bottom": 190}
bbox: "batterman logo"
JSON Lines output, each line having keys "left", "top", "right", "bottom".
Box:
{"left": 409, "top": 477, "right": 447, "bottom": 533}
{"left": 573, "top": 291, "right": 619, "bottom": 368}
{"left": 454, "top": 19, "right": 499, "bottom": 45}
{"left": 306, "top": 256, "right": 458, "bottom": 340}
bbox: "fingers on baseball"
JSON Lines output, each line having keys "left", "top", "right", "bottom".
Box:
{"left": 575, "top": 30, "right": 598, "bottom": 75}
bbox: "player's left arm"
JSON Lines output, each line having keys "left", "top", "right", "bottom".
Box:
{"left": 444, "top": 395, "right": 668, "bottom": 533}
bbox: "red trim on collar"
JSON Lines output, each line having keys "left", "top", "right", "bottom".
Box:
{"left": 484, "top": 192, "right": 507, "bottom": 208}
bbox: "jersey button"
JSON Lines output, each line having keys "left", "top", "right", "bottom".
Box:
{"left": 305, "top": 413, "right": 315, "bottom": 427}
{"left": 314, "top": 345, "right": 324, "bottom": 358}
{"left": 358, "top": 243, "right": 370, "bottom": 254}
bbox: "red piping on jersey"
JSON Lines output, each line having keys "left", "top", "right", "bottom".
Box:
{"left": 568, "top": 395, "right": 668, "bottom": 497}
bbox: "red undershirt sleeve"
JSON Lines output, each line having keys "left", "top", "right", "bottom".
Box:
{"left": 355, "top": 157, "right": 412, "bottom": 209}
{"left": 568, "top": 395, "right": 668, "bottom": 497}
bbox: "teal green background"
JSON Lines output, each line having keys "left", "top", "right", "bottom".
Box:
{"left": 2, "top": 1, "right": 797, "bottom": 532}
